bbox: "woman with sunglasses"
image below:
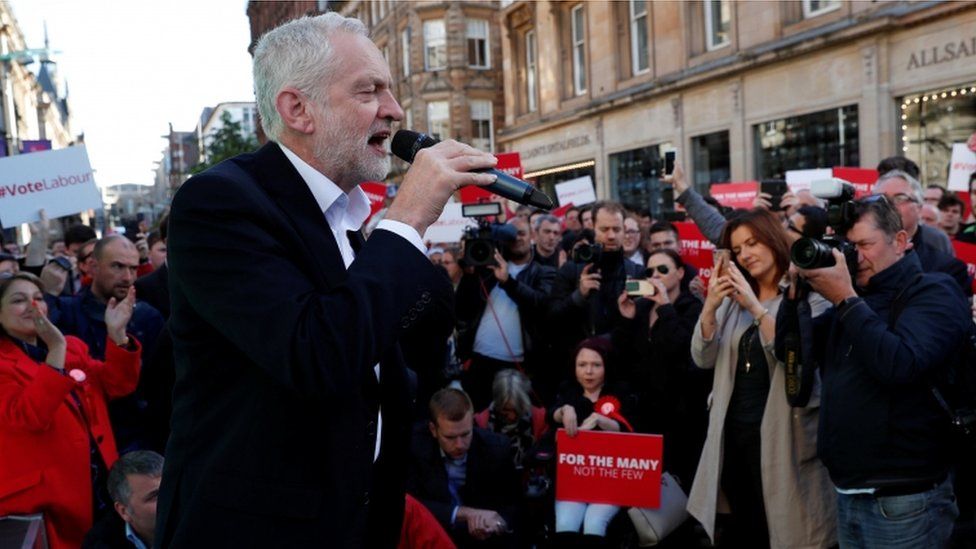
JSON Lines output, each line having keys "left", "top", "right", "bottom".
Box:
{"left": 0, "top": 272, "right": 141, "bottom": 549}
{"left": 686, "top": 209, "right": 835, "bottom": 549}
{"left": 613, "top": 248, "right": 708, "bottom": 487}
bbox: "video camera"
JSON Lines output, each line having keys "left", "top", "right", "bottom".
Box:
{"left": 460, "top": 202, "right": 517, "bottom": 268}
{"left": 789, "top": 178, "right": 859, "bottom": 276}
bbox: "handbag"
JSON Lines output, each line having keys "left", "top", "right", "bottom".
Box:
{"left": 627, "top": 472, "right": 689, "bottom": 546}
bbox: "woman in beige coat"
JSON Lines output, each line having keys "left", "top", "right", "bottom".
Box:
{"left": 686, "top": 209, "right": 836, "bottom": 548}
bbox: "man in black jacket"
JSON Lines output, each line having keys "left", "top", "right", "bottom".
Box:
{"left": 778, "top": 196, "right": 969, "bottom": 547}
{"left": 456, "top": 217, "right": 556, "bottom": 409}
{"left": 550, "top": 201, "right": 643, "bottom": 365}
{"left": 154, "top": 13, "right": 499, "bottom": 548}
{"left": 407, "top": 389, "right": 522, "bottom": 548}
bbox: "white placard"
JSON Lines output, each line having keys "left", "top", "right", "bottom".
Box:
{"left": 423, "top": 202, "right": 478, "bottom": 243}
{"left": 785, "top": 168, "right": 833, "bottom": 193}
{"left": 555, "top": 176, "right": 596, "bottom": 207}
{"left": 948, "top": 143, "right": 976, "bottom": 191}
{"left": 0, "top": 146, "right": 102, "bottom": 227}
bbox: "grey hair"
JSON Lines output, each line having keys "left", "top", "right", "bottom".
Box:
{"left": 492, "top": 369, "right": 533, "bottom": 418}
{"left": 876, "top": 169, "right": 923, "bottom": 204}
{"left": 107, "top": 451, "right": 164, "bottom": 506}
{"left": 533, "top": 214, "right": 560, "bottom": 232}
{"left": 252, "top": 13, "right": 368, "bottom": 141}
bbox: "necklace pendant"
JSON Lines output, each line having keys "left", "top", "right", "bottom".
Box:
{"left": 745, "top": 361, "right": 751, "bottom": 373}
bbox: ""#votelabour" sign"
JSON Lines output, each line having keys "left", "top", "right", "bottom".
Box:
{"left": 0, "top": 146, "right": 102, "bottom": 227}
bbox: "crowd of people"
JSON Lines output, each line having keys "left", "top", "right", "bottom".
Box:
{"left": 0, "top": 9, "right": 974, "bottom": 549}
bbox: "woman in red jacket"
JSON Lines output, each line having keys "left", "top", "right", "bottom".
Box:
{"left": 0, "top": 272, "right": 140, "bottom": 549}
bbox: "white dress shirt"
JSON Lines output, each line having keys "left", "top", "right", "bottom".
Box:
{"left": 280, "top": 144, "right": 425, "bottom": 461}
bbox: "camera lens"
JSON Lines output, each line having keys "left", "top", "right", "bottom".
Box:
{"left": 791, "top": 238, "right": 837, "bottom": 269}
{"left": 467, "top": 240, "right": 493, "bottom": 265}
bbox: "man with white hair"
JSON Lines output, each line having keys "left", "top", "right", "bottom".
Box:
{"left": 155, "top": 13, "right": 498, "bottom": 547}
{"left": 873, "top": 170, "right": 970, "bottom": 295}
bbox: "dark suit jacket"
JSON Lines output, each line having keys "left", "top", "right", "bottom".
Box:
{"left": 911, "top": 228, "right": 972, "bottom": 296}
{"left": 406, "top": 425, "right": 521, "bottom": 540}
{"left": 134, "top": 263, "right": 170, "bottom": 319}
{"left": 154, "top": 142, "right": 450, "bottom": 548}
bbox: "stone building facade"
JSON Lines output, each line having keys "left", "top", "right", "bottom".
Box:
{"left": 498, "top": 0, "right": 976, "bottom": 216}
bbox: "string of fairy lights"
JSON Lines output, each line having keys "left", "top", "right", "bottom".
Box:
{"left": 899, "top": 83, "right": 976, "bottom": 153}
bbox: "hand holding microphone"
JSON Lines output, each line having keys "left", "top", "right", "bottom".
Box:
{"left": 391, "top": 130, "right": 555, "bottom": 209}
{"left": 384, "top": 138, "right": 499, "bottom": 236}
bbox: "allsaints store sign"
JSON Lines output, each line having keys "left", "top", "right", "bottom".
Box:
{"left": 907, "top": 36, "right": 976, "bottom": 70}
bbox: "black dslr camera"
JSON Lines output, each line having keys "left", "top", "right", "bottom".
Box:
{"left": 789, "top": 178, "right": 859, "bottom": 276}
{"left": 460, "top": 203, "right": 517, "bottom": 268}
{"left": 570, "top": 229, "right": 602, "bottom": 264}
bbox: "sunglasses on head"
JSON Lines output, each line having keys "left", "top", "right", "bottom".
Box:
{"left": 644, "top": 265, "right": 670, "bottom": 277}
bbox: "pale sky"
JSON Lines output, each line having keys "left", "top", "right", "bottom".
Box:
{"left": 8, "top": 0, "right": 255, "bottom": 188}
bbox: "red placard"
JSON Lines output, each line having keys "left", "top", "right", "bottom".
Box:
{"left": 832, "top": 167, "right": 878, "bottom": 198}
{"left": 359, "top": 182, "right": 388, "bottom": 221}
{"left": 709, "top": 181, "right": 759, "bottom": 210}
{"left": 460, "top": 152, "right": 524, "bottom": 204}
{"left": 555, "top": 430, "right": 663, "bottom": 508}
{"left": 674, "top": 221, "right": 716, "bottom": 285}
{"left": 952, "top": 240, "right": 976, "bottom": 294}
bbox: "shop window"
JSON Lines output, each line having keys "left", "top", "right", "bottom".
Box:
{"left": 900, "top": 83, "right": 976, "bottom": 186}
{"left": 692, "top": 131, "right": 731, "bottom": 193}
{"left": 571, "top": 4, "right": 587, "bottom": 95}
{"left": 467, "top": 19, "right": 490, "bottom": 69}
{"left": 802, "top": 0, "right": 841, "bottom": 18}
{"left": 470, "top": 100, "right": 493, "bottom": 152}
{"left": 630, "top": 0, "right": 649, "bottom": 75}
{"left": 754, "top": 105, "right": 859, "bottom": 180}
{"left": 525, "top": 162, "right": 596, "bottom": 205}
{"left": 704, "top": 0, "right": 730, "bottom": 51}
{"left": 427, "top": 101, "right": 450, "bottom": 140}
{"left": 610, "top": 146, "right": 672, "bottom": 216}
{"left": 423, "top": 19, "right": 447, "bottom": 71}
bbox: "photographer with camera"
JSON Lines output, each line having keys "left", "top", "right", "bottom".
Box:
{"left": 456, "top": 216, "right": 556, "bottom": 411}
{"left": 549, "top": 201, "right": 644, "bottom": 365}
{"left": 777, "top": 195, "right": 970, "bottom": 548}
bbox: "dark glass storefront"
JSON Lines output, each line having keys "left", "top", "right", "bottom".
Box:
{"left": 609, "top": 145, "right": 674, "bottom": 217}
{"left": 692, "top": 130, "right": 731, "bottom": 193}
{"left": 900, "top": 83, "right": 976, "bottom": 186}
{"left": 526, "top": 161, "right": 596, "bottom": 204}
{"left": 754, "top": 105, "right": 859, "bottom": 179}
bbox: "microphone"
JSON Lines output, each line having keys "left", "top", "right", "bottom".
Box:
{"left": 391, "top": 130, "right": 554, "bottom": 210}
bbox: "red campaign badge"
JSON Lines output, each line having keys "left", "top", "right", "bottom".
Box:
{"left": 594, "top": 396, "right": 634, "bottom": 432}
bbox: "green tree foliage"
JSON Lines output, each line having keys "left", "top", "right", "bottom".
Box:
{"left": 191, "top": 111, "right": 258, "bottom": 174}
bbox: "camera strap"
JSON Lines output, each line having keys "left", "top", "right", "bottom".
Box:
{"left": 783, "top": 294, "right": 817, "bottom": 407}
{"left": 478, "top": 275, "right": 523, "bottom": 370}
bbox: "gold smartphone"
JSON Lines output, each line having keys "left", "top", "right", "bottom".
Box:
{"left": 713, "top": 249, "right": 731, "bottom": 278}
{"left": 626, "top": 279, "right": 656, "bottom": 297}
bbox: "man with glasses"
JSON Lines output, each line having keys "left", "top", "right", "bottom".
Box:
{"left": 872, "top": 170, "right": 970, "bottom": 294}
{"left": 778, "top": 195, "right": 969, "bottom": 548}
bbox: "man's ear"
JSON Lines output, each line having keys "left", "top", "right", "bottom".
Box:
{"left": 894, "top": 229, "right": 910, "bottom": 253}
{"left": 114, "top": 501, "right": 132, "bottom": 524}
{"left": 275, "top": 87, "right": 316, "bottom": 135}
{"left": 428, "top": 421, "right": 437, "bottom": 439}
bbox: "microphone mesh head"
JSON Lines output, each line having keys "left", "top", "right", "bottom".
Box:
{"left": 391, "top": 130, "right": 437, "bottom": 163}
